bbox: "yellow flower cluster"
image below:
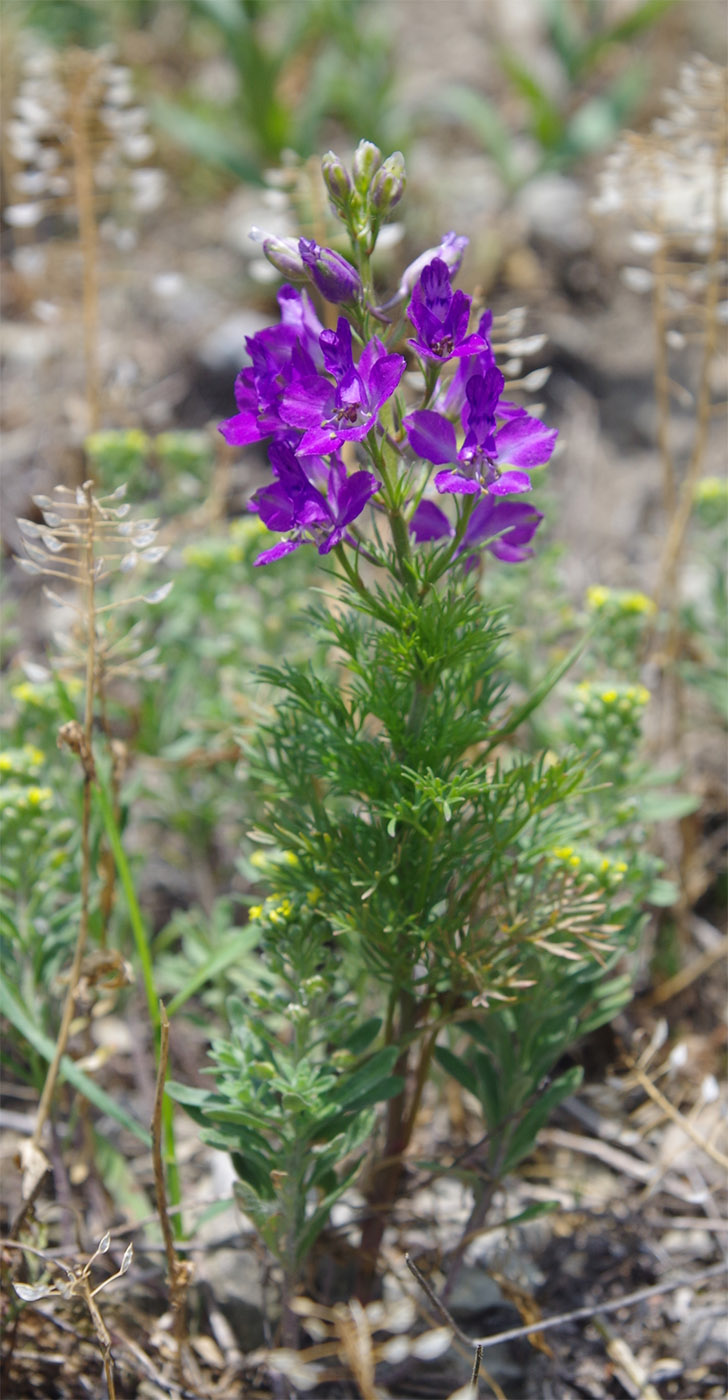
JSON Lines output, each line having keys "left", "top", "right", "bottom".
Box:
{"left": 585, "top": 584, "right": 656, "bottom": 617}
{"left": 549, "top": 843, "right": 628, "bottom": 884}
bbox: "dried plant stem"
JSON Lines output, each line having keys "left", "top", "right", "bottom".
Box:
{"left": 84, "top": 1285, "right": 118, "bottom": 1400}
{"left": 623, "top": 1053, "right": 728, "bottom": 1173}
{"left": 652, "top": 232, "right": 677, "bottom": 517}
{"left": 651, "top": 130, "right": 726, "bottom": 626}
{"left": 151, "top": 1004, "right": 194, "bottom": 1389}
{"left": 68, "top": 61, "right": 101, "bottom": 435}
{"left": 405, "top": 1253, "right": 728, "bottom": 1354}
{"left": 32, "top": 487, "right": 97, "bottom": 1152}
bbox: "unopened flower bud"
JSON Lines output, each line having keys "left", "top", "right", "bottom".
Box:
{"left": 321, "top": 150, "right": 352, "bottom": 211}
{"left": 369, "top": 151, "right": 406, "bottom": 213}
{"left": 249, "top": 226, "right": 307, "bottom": 279}
{"left": 299, "top": 238, "right": 361, "bottom": 303}
{"left": 352, "top": 139, "right": 382, "bottom": 194}
{"left": 377, "top": 231, "right": 470, "bottom": 312}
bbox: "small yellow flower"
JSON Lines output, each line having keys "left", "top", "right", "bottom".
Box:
{"left": 694, "top": 476, "right": 727, "bottom": 504}
{"left": 248, "top": 904, "right": 263, "bottom": 920}
{"left": 307, "top": 886, "right": 321, "bottom": 905}
{"left": 26, "top": 786, "right": 52, "bottom": 807}
{"left": 635, "top": 685, "right": 650, "bottom": 706}
{"left": 282, "top": 850, "right": 298, "bottom": 866}
{"left": 569, "top": 854, "right": 581, "bottom": 869}
{"left": 621, "top": 591, "right": 656, "bottom": 616}
{"left": 0, "top": 754, "right": 13, "bottom": 772}
{"left": 600, "top": 857, "right": 611, "bottom": 874}
{"left": 552, "top": 845, "right": 573, "bottom": 860}
{"left": 249, "top": 850, "right": 270, "bottom": 870}
{"left": 614, "top": 861, "right": 628, "bottom": 874}
{"left": 268, "top": 898, "right": 293, "bottom": 925}
{"left": 600, "top": 689, "right": 617, "bottom": 704}
{"left": 23, "top": 745, "right": 44, "bottom": 766}
{"left": 586, "top": 584, "right": 610, "bottom": 610}
{"left": 11, "top": 682, "right": 40, "bottom": 705}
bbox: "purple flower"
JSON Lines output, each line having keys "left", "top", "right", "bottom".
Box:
{"left": 407, "top": 258, "right": 490, "bottom": 364}
{"left": 379, "top": 232, "right": 469, "bottom": 311}
{"left": 218, "top": 288, "right": 325, "bottom": 448}
{"left": 250, "top": 440, "right": 380, "bottom": 565}
{"left": 404, "top": 373, "right": 557, "bottom": 498}
{"left": 409, "top": 495, "right": 543, "bottom": 564}
{"left": 279, "top": 317, "right": 406, "bottom": 455}
{"left": 299, "top": 239, "right": 362, "bottom": 304}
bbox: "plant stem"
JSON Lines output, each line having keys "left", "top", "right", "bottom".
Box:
{"left": 32, "top": 486, "right": 97, "bottom": 1150}
{"left": 357, "top": 988, "right": 418, "bottom": 1300}
{"left": 68, "top": 53, "right": 101, "bottom": 436}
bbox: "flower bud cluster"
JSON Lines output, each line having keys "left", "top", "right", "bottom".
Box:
{"left": 693, "top": 475, "right": 728, "bottom": 531}
{"left": 322, "top": 139, "right": 406, "bottom": 255}
{"left": 571, "top": 681, "right": 650, "bottom": 767}
{"left": 549, "top": 842, "right": 629, "bottom": 893}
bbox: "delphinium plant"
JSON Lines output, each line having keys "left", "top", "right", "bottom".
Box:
{"left": 170, "top": 140, "right": 656, "bottom": 1365}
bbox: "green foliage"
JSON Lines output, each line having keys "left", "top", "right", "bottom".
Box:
{"left": 167, "top": 907, "right": 404, "bottom": 1268}
{"left": 434, "top": 0, "right": 676, "bottom": 188}
{"left": 154, "top": 0, "right": 398, "bottom": 182}
{"left": 435, "top": 949, "right": 639, "bottom": 1180}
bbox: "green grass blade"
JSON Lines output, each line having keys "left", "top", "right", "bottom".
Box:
{"left": 165, "top": 925, "right": 261, "bottom": 1019}
{"left": 94, "top": 771, "right": 159, "bottom": 1031}
{"left": 0, "top": 975, "right": 151, "bottom": 1146}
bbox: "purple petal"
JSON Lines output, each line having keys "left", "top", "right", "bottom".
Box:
{"left": 489, "top": 537, "right": 536, "bottom": 562}
{"left": 252, "top": 482, "right": 296, "bottom": 532}
{"left": 218, "top": 410, "right": 265, "bottom": 446}
{"left": 320, "top": 317, "right": 354, "bottom": 380}
{"left": 434, "top": 469, "right": 480, "bottom": 495}
{"left": 409, "top": 500, "right": 454, "bottom": 542}
{"left": 465, "top": 498, "right": 542, "bottom": 546}
{"left": 412, "top": 258, "right": 453, "bottom": 317}
{"left": 493, "top": 416, "right": 558, "bottom": 468}
{"left": 298, "top": 423, "right": 347, "bottom": 454}
{"left": 330, "top": 469, "right": 381, "bottom": 527}
{"left": 488, "top": 471, "right": 532, "bottom": 495}
{"left": 279, "top": 376, "right": 332, "bottom": 429}
{"left": 404, "top": 410, "right": 458, "bottom": 465}
{"left": 254, "top": 538, "right": 305, "bottom": 566}
{"left": 367, "top": 351, "right": 406, "bottom": 408}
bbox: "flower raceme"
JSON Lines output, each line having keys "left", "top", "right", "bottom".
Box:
{"left": 219, "top": 159, "right": 557, "bottom": 570}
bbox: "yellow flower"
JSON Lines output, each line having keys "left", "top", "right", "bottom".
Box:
{"left": 621, "top": 591, "right": 656, "bottom": 616}
{"left": 23, "top": 745, "right": 44, "bottom": 766}
{"left": 586, "top": 584, "right": 610, "bottom": 610}
{"left": 11, "top": 682, "right": 40, "bottom": 705}
{"left": 552, "top": 845, "right": 573, "bottom": 860}
{"left": 248, "top": 904, "right": 263, "bottom": 920}
{"left": 249, "top": 850, "right": 270, "bottom": 870}
{"left": 600, "top": 689, "right": 617, "bottom": 704}
{"left": 694, "top": 476, "right": 727, "bottom": 504}
{"left": 26, "top": 786, "right": 52, "bottom": 807}
{"left": 268, "top": 898, "right": 293, "bottom": 926}
{"left": 0, "top": 753, "right": 13, "bottom": 772}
